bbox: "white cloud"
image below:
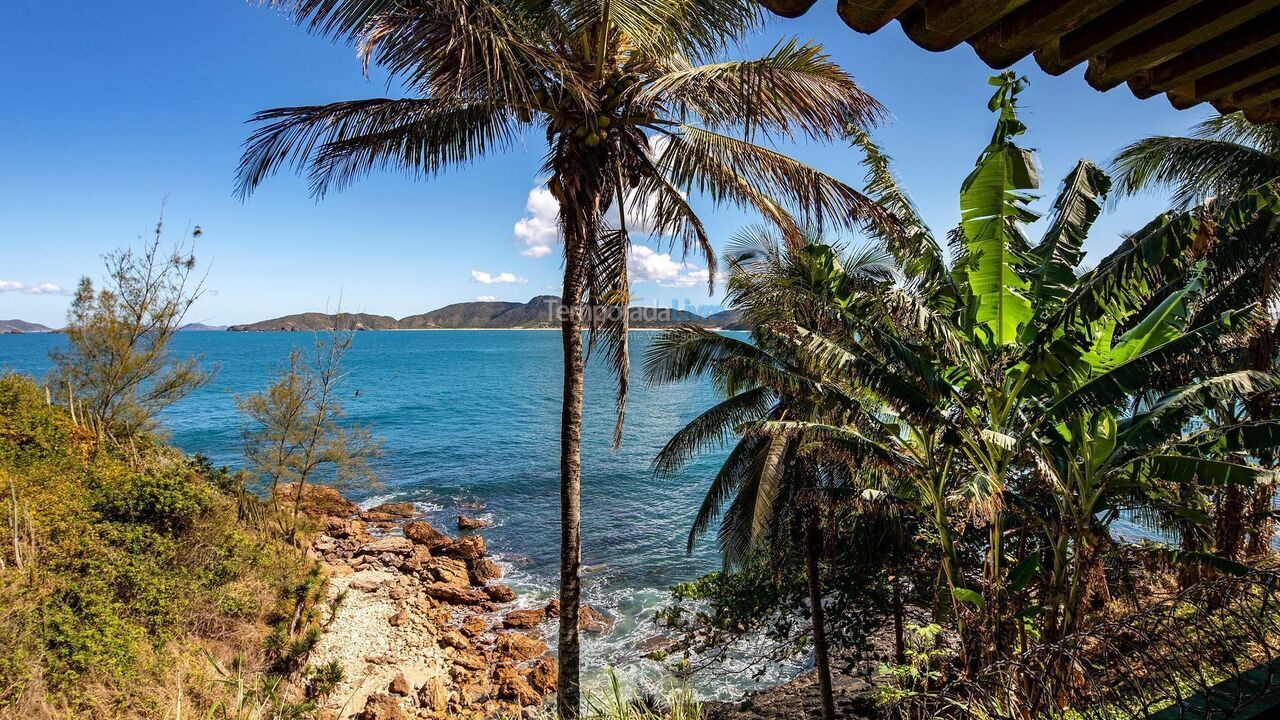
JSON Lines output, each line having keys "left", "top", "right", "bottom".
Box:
{"left": 0, "top": 280, "right": 71, "bottom": 295}
{"left": 471, "top": 270, "right": 528, "bottom": 285}
{"left": 627, "top": 246, "right": 711, "bottom": 289}
{"left": 475, "top": 295, "right": 498, "bottom": 302}
{"left": 514, "top": 187, "right": 560, "bottom": 258}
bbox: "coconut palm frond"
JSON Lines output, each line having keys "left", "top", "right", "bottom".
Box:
{"left": 236, "top": 99, "right": 523, "bottom": 198}
{"left": 640, "top": 38, "right": 883, "bottom": 141}
{"left": 654, "top": 386, "right": 778, "bottom": 477}
{"left": 1111, "top": 135, "right": 1280, "bottom": 208}
{"left": 657, "top": 125, "right": 894, "bottom": 239}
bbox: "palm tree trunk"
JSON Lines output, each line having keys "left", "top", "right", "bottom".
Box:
{"left": 805, "top": 514, "right": 836, "bottom": 720}
{"left": 556, "top": 219, "right": 589, "bottom": 720}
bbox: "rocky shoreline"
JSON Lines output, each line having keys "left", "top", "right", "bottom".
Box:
{"left": 299, "top": 490, "right": 612, "bottom": 720}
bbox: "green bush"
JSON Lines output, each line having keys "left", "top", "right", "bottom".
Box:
{"left": 93, "top": 467, "right": 216, "bottom": 533}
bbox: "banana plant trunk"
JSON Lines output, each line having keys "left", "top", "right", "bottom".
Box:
{"left": 805, "top": 514, "right": 836, "bottom": 720}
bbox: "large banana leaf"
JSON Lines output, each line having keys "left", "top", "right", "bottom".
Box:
{"left": 954, "top": 74, "right": 1039, "bottom": 347}
{"left": 1026, "top": 160, "right": 1109, "bottom": 316}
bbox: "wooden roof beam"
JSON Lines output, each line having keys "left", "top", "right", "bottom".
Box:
{"left": 1129, "top": 7, "right": 1280, "bottom": 99}
{"left": 758, "top": 0, "right": 818, "bottom": 19}
{"left": 1242, "top": 99, "right": 1280, "bottom": 124}
{"left": 1226, "top": 75, "right": 1280, "bottom": 112}
{"left": 1085, "top": 0, "right": 1280, "bottom": 92}
{"left": 970, "top": 0, "right": 1121, "bottom": 69}
{"left": 1036, "top": 0, "right": 1198, "bottom": 76}
{"left": 1185, "top": 45, "right": 1280, "bottom": 108}
{"left": 899, "top": 0, "right": 1032, "bottom": 52}
{"left": 836, "top": 0, "right": 917, "bottom": 33}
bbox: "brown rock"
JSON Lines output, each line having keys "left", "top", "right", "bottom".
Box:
{"left": 439, "top": 630, "right": 470, "bottom": 650}
{"left": 502, "top": 609, "right": 545, "bottom": 629}
{"left": 460, "top": 615, "right": 489, "bottom": 637}
{"left": 357, "top": 693, "right": 408, "bottom": 720}
{"left": 327, "top": 517, "right": 371, "bottom": 541}
{"left": 579, "top": 605, "right": 613, "bottom": 634}
{"left": 526, "top": 656, "right": 557, "bottom": 695}
{"left": 369, "top": 501, "right": 418, "bottom": 518}
{"left": 361, "top": 536, "right": 414, "bottom": 555}
{"left": 425, "top": 556, "right": 470, "bottom": 587}
{"left": 453, "top": 651, "right": 488, "bottom": 671}
{"left": 442, "top": 535, "right": 487, "bottom": 560}
{"left": 495, "top": 666, "right": 541, "bottom": 707}
{"left": 485, "top": 584, "right": 517, "bottom": 603}
{"left": 457, "top": 514, "right": 492, "bottom": 530}
{"left": 496, "top": 632, "right": 548, "bottom": 662}
{"left": 388, "top": 609, "right": 410, "bottom": 627}
{"left": 388, "top": 673, "right": 411, "bottom": 696}
{"left": 399, "top": 545, "right": 434, "bottom": 573}
{"left": 456, "top": 672, "right": 493, "bottom": 705}
{"left": 279, "top": 482, "right": 358, "bottom": 519}
{"left": 469, "top": 557, "right": 503, "bottom": 583}
{"left": 543, "top": 600, "right": 612, "bottom": 632}
{"left": 360, "top": 510, "right": 395, "bottom": 523}
{"left": 421, "top": 583, "right": 488, "bottom": 606}
{"left": 404, "top": 521, "right": 451, "bottom": 549}
{"left": 417, "top": 677, "right": 449, "bottom": 714}
{"left": 349, "top": 577, "right": 383, "bottom": 593}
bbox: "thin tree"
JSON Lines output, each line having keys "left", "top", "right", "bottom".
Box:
{"left": 234, "top": 2, "right": 889, "bottom": 713}
{"left": 50, "top": 214, "right": 212, "bottom": 442}
{"left": 239, "top": 323, "right": 380, "bottom": 540}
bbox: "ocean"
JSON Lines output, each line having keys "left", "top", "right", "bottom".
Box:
{"left": 0, "top": 329, "right": 806, "bottom": 699}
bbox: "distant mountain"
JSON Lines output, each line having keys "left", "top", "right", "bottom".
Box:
{"left": 228, "top": 312, "right": 399, "bottom": 332}
{"left": 0, "top": 319, "right": 54, "bottom": 334}
{"left": 229, "top": 299, "right": 748, "bottom": 331}
{"left": 179, "top": 322, "right": 228, "bottom": 331}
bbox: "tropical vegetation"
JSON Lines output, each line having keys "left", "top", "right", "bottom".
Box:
{"left": 649, "top": 74, "right": 1280, "bottom": 719}
{"left": 234, "top": 1, "right": 890, "bottom": 714}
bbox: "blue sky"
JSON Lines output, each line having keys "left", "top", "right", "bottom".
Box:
{"left": 0, "top": 1, "right": 1210, "bottom": 328}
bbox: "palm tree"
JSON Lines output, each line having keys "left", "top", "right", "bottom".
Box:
{"left": 1113, "top": 112, "right": 1280, "bottom": 562}
{"left": 234, "top": 2, "right": 888, "bottom": 715}
{"left": 645, "top": 229, "right": 895, "bottom": 720}
{"left": 1112, "top": 112, "right": 1280, "bottom": 208}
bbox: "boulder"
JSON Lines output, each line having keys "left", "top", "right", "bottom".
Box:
{"left": 456, "top": 671, "right": 493, "bottom": 705}
{"left": 279, "top": 483, "right": 358, "bottom": 519}
{"left": 360, "top": 511, "right": 396, "bottom": 523}
{"left": 526, "top": 656, "right": 557, "bottom": 695}
{"left": 579, "top": 605, "right": 613, "bottom": 634}
{"left": 404, "top": 521, "right": 451, "bottom": 549}
{"left": 421, "top": 582, "right": 488, "bottom": 606}
{"left": 356, "top": 694, "right": 408, "bottom": 720}
{"left": 368, "top": 501, "right": 418, "bottom": 518}
{"left": 485, "top": 584, "right": 517, "bottom": 603}
{"left": 496, "top": 632, "right": 548, "bottom": 662}
{"left": 417, "top": 677, "right": 449, "bottom": 714}
{"left": 460, "top": 615, "right": 489, "bottom": 637}
{"left": 442, "top": 535, "right": 487, "bottom": 560}
{"left": 495, "top": 666, "right": 541, "bottom": 707}
{"left": 543, "top": 600, "right": 612, "bottom": 632}
{"left": 457, "top": 515, "right": 492, "bottom": 530}
{"left": 440, "top": 630, "right": 471, "bottom": 651}
{"left": 326, "top": 517, "right": 370, "bottom": 540}
{"left": 398, "top": 545, "right": 434, "bottom": 573}
{"left": 388, "top": 609, "right": 410, "bottom": 627}
{"left": 452, "top": 650, "right": 488, "bottom": 671}
{"left": 425, "top": 556, "right": 470, "bottom": 587}
{"left": 349, "top": 577, "right": 383, "bottom": 593}
{"left": 361, "top": 536, "right": 414, "bottom": 556}
{"left": 469, "top": 557, "right": 503, "bottom": 584}
{"left": 502, "top": 609, "right": 545, "bottom": 630}
{"left": 388, "top": 673, "right": 411, "bottom": 696}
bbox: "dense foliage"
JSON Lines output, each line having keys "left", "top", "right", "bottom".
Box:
{"left": 651, "top": 74, "right": 1280, "bottom": 718}
{"left": 0, "top": 373, "right": 335, "bottom": 719}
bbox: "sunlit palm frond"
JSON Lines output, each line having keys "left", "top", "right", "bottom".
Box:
{"left": 657, "top": 125, "right": 894, "bottom": 240}
{"left": 640, "top": 38, "right": 883, "bottom": 141}
{"left": 642, "top": 326, "right": 772, "bottom": 385}
{"left": 1111, "top": 135, "right": 1280, "bottom": 208}
{"left": 653, "top": 386, "right": 778, "bottom": 477}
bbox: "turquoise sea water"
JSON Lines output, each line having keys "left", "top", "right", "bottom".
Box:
{"left": 0, "top": 329, "right": 803, "bottom": 698}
